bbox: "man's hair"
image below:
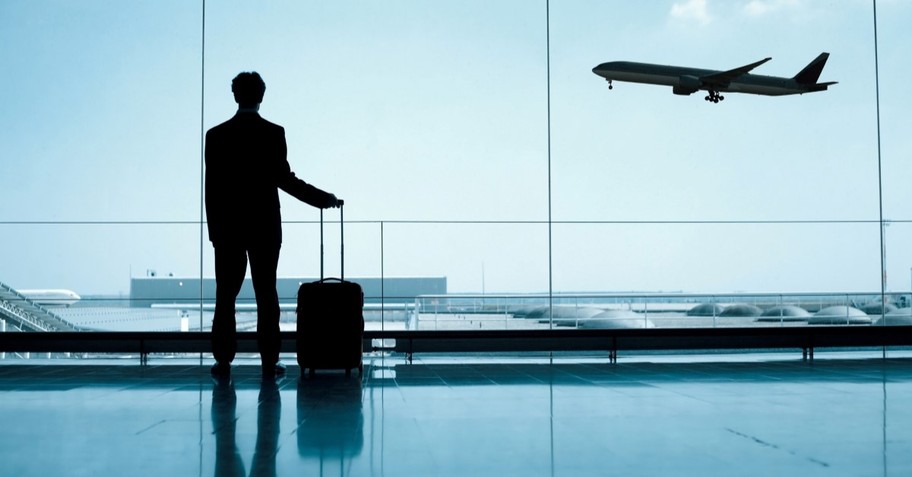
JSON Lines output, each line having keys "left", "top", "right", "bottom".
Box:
{"left": 231, "top": 72, "right": 266, "bottom": 106}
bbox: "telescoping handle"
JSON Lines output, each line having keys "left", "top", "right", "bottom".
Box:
{"left": 319, "top": 199, "right": 345, "bottom": 281}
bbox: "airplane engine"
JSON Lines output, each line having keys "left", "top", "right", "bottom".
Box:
{"left": 673, "top": 75, "right": 701, "bottom": 95}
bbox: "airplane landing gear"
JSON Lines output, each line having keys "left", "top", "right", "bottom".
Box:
{"left": 607, "top": 79, "right": 613, "bottom": 90}
{"left": 704, "top": 90, "right": 724, "bottom": 103}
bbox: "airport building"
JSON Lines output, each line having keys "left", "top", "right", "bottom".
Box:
{"left": 1, "top": 2, "right": 911, "bottom": 476}
{"left": 129, "top": 276, "right": 447, "bottom": 307}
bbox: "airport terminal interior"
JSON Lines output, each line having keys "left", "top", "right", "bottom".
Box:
{"left": 1, "top": 353, "right": 911, "bottom": 477}
{"left": 3, "top": 1, "right": 912, "bottom": 476}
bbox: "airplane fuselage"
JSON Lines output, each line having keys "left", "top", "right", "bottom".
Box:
{"left": 604, "top": 61, "right": 810, "bottom": 96}
{"left": 593, "top": 54, "right": 835, "bottom": 101}
{"left": 594, "top": 61, "right": 815, "bottom": 96}
{"left": 19, "top": 289, "right": 81, "bottom": 307}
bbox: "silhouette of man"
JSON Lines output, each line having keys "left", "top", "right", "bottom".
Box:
{"left": 206, "top": 71, "right": 339, "bottom": 378}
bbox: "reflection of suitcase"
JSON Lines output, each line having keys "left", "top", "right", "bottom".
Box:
{"left": 296, "top": 202, "right": 364, "bottom": 377}
{"left": 296, "top": 377, "right": 364, "bottom": 459}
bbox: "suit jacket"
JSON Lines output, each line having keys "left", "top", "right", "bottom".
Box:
{"left": 205, "top": 111, "right": 333, "bottom": 246}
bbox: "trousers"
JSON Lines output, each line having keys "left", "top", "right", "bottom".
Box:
{"left": 211, "top": 242, "right": 282, "bottom": 367}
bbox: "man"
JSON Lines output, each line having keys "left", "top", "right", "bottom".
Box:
{"left": 206, "top": 71, "right": 339, "bottom": 378}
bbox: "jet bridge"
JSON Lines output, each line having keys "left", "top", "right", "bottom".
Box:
{"left": 0, "top": 281, "right": 80, "bottom": 332}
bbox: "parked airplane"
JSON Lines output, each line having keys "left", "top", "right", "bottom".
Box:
{"left": 592, "top": 52, "right": 836, "bottom": 103}
{"left": 19, "top": 289, "right": 81, "bottom": 307}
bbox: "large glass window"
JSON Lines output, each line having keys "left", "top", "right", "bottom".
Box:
{"left": 1, "top": 1, "right": 909, "bottom": 337}
{"left": 0, "top": 1, "right": 202, "bottom": 305}
{"left": 550, "top": 1, "right": 882, "bottom": 293}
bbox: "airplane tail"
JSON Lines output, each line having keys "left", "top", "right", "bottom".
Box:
{"left": 807, "top": 81, "right": 838, "bottom": 92}
{"left": 793, "top": 52, "right": 830, "bottom": 85}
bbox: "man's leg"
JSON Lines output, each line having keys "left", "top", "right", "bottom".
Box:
{"left": 249, "top": 244, "right": 282, "bottom": 373}
{"left": 212, "top": 243, "right": 247, "bottom": 369}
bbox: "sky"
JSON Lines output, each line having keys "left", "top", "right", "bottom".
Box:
{"left": 1, "top": 0, "right": 910, "bottom": 297}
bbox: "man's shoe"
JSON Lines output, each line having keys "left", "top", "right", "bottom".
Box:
{"left": 262, "top": 362, "right": 286, "bottom": 379}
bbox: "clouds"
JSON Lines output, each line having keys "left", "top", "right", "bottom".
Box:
{"left": 670, "top": 0, "right": 713, "bottom": 26}
{"left": 670, "top": 0, "right": 806, "bottom": 26}
{"left": 744, "top": 0, "right": 801, "bottom": 16}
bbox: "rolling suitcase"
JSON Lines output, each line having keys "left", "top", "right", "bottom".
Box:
{"left": 296, "top": 201, "right": 364, "bottom": 377}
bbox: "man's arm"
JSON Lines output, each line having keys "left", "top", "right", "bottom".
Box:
{"left": 203, "top": 128, "right": 225, "bottom": 242}
{"left": 278, "top": 169, "right": 339, "bottom": 209}
{"left": 273, "top": 127, "right": 339, "bottom": 208}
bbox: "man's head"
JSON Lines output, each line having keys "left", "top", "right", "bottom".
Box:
{"left": 232, "top": 72, "right": 266, "bottom": 108}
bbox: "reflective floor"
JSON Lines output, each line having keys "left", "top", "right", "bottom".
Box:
{"left": 1, "top": 353, "right": 911, "bottom": 476}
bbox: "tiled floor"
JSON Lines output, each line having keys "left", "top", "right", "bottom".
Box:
{"left": 1, "top": 354, "right": 911, "bottom": 476}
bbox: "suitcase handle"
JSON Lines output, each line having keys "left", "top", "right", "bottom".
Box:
{"left": 319, "top": 200, "right": 344, "bottom": 281}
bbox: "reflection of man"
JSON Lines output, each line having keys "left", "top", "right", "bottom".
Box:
{"left": 211, "top": 379, "right": 244, "bottom": 477}
{"left": 251, "top": 380, "right": 281, "bottom": 477}
{"left": 211, "top": 379, "right": 282, "bottom": 477}
{"left": 206, "top": 72, "right": 339, "bottom": 378}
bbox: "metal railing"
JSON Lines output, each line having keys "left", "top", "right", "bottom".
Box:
{"left": 0, "top": 281, "right": 80, "bottom": 332}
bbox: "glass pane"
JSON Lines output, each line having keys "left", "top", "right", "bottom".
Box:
{"left": 553, "top": 222, "right": 881, "bottom": 293}
{"left": 878, "top": 2, "right": 912, "bottom": 296}
{"left": 550, "top": 2, "right": 878, "bottom": 223}
{"left": 203, "top": 1, "right": 547, "bottom": 223}
{"left": 0, "top": 1, "right": 203, "bottom": 222}
{"left": 383, "top": 222, "right": 550, "bottom": 330}
{"left": 0, "top": 223, "right": 204, "bottom": 332}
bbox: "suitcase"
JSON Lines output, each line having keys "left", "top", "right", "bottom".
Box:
{"left": 296, "top": 201, "right": 364, "bottom": 377}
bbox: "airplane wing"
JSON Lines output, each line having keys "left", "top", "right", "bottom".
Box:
{"left": 701, "top": 57, "right": 772, "bottom": 87}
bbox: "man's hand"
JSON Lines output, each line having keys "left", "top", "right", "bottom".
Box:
{"left": 325, "top": 194, "right": 342, "bottom": 209}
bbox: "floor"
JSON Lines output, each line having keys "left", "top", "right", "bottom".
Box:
{"left": 0, "top": 353, "right": 911, "bottom": 476}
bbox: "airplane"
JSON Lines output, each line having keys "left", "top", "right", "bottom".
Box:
{"left": 19, "top": 289, "right": 81, "bottom": 307}
{"left": 592, "top": 52, "right": 836, "bottom": 103}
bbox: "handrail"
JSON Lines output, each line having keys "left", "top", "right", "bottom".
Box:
{"left": 1, "top": 328, "right": 910, "bottom": 365}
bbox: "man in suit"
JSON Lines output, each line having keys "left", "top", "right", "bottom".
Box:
{"left": 206, "top": 71, "right": 339, "bottom": 378}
